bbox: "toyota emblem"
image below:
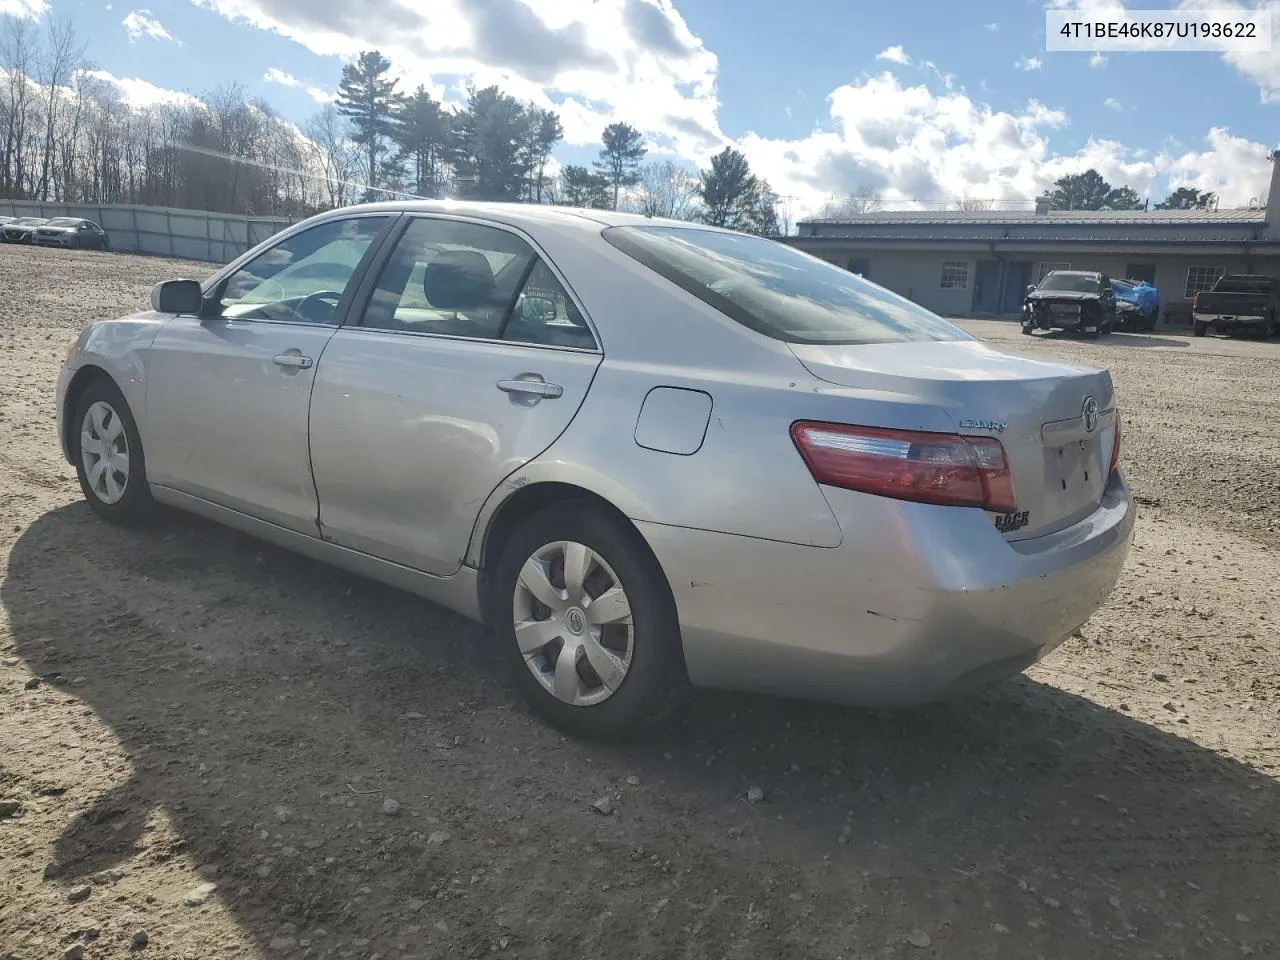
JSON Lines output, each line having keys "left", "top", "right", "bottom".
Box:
{"left": 1082, "top": 396, "right": 1099, "bottom": 433}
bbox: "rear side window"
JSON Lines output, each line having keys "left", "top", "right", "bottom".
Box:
{"left": 601, "top": 225, "right": 971, "bottom": 345}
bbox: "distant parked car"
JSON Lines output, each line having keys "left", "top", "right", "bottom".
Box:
{"left": 1, "top": 216, "right": 49, "bottom": 244}
{"left": 0, "top": 215, "right": 14, "bottom": 226}
{"left": 1022, "top": 270, "right": 1117, "bottom": 338}
{"left": 1191, "top": 274, "right": 1279, "bottom": 339}
{"left": 33, "top": 217, "right": 110, "bottom": 251}
{"left": 1111, "top": 278, "right": 1159, "bottom": 331}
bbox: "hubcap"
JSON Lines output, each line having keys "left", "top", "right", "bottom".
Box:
{"left": 80, "top": 400, "right": 130, "bottom": 504}
{"left": 513, "top": 540, "right": 634, "bottom": 707}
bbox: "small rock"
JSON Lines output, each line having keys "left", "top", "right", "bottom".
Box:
{"left": 183, "top": 882, "right": 217, "bottom": 907}
{"left": 23, "top": 677, "right": 40, "bottom": 690}
{"left": 406, "top": 898, "right": 426, "bottom": 912}
{"left": 1118, "top": 702, "right": 1131, "bottom": 711}
{"left": 65, "top": 947, "right": 85, "bottom": 960}
{"left": 273, "top": 805, "right": 293, "bottom": 823}
{"left": 1108, "top": 895, "right": 1121, "bottom": 910}
{"left": 197, "top": 864, "right": 219, "bottom": 878}
{"left": 1044, "top": 897, "right": 1061, "bottom": 909}
{"left": 746, "top": 786, "right": 765, "bottom": 804}
{"left": 382, "top": 798, "right": 401, "bottom": 816}
{"left": 0, "top": 658, "right": 18, "bottom": 667}
{"left": 625, "top": 776, "right": 640, "bottom": 787}
{"left": 992, "top": 923, "right": 1009, "bottom": 934}
{"left": 1236, "top": 913, "right": 1250, "bottom": 923}
{"left": 1153, "top": 671, "right": 1169, "bottom": 682}
{"left": 0, "top": 799, "right": 21, "bottom": 819}
{"left": 427, "top": 830, "right": 451, "bottom": 846}
{"left": 904, "top": 928, "right": 932, "bottom": 948}
{"left": 1162, "top": 700, "right": 1177, "bottom": 712}
{"left": 71, "top": 676, "right": 88, "bottom": 687}
{"left": 591, "top": 797, "right": 614, "bottom": 816}
{"left": 67, "top": 885, "right": 91, "bottom": 903}
{"left": 1177, "top": 716, "right": 1190, "bottom": 724}
{"left": 789, "top": 763, "right": 800, "bottom": 773}
{"left": 269, "top": 936, "right": 297, "bottom": 951}
{"left": 130, "top": 930, "right": 149, "bottom": 950}
{"left": 499, "top": 935, "right": 510, "bottom": 949}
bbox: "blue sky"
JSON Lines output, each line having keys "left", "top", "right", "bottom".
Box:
{"left": 8, "top": 0, "right": 1279, "bottom": 215}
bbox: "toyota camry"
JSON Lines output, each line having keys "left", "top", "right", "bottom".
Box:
{"left": 55, "top": 202, "right": 1134, "bottom": 737}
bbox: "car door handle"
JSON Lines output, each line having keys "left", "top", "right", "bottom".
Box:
{"left": 272, "top": 354, "right": 313, "bottom": 369}
{"left": 497, "top": 378, "right": 563, "bottom": 399}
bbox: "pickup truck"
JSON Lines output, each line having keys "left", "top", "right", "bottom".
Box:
{"left": 1191, "top": 274, "right": 1280, "bottom": 338}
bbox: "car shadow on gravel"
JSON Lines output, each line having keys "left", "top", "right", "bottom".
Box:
{"left": 1032, "top": 330, "right": 1190, "bottom": 349}
{"left": 5, "top": 504, "right": 1279, "bottom": 959}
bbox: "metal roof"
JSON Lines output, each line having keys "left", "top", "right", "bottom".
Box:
{"left": 786, "top": 234, "right": 1280, "bottom": 246}
{"left": 801, "top": 207, "right": 1267, "bottom": 227}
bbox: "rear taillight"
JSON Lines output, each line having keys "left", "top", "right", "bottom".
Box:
{"left": 1193, "top": 293, "right": 1200, "bottom": 310}
{"left": 790, "top": 422, "right": 1017, "bottom": 513}
{"left": 1109, "top": 410, "right": 1122, "bottom": 475}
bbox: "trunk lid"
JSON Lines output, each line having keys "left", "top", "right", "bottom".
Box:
{"left": 790, "top": 339, "right": 1117, "bottom": 541}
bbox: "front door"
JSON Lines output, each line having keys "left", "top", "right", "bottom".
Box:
{"left": 1001, "top": 261, "right": 1032, "bottom": 314}
{"left": 309, "top": 215, "right": 603, "bottom": 577}
{"left": 144, "top": 214, "right": 393, "bottom": 533}
{"left": 972, "top": 260, "right": 1002, "bottom": 314}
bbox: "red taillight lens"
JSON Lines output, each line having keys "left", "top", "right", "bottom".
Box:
{"left": 790, "top": 422, "right": 1017, "bottom": 513}
{"left": 1109, "top": 410, "right": 1122, "bottom": 475}
{"left": 1193, "top": 293, "right": 1200, "bottom": 310}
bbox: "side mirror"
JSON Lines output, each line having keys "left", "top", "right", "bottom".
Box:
{"left": 151, "top": 279, "right": 204, "bottom": 315}
{"left": 1025, "top": 284, "right": 1036, "bottom": 295}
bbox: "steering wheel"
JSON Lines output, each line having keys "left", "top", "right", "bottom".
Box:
{"left": 294, "top": 290, "right": 344, "bottom": 324}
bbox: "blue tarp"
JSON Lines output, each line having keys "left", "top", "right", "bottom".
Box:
{"left": 1113, "top": 278, "right": 1160, "bottom": 314}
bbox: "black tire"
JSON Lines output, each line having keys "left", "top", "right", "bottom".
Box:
{"left": 70, "top": 377, "right": 155, "bottom": 525}
{"left": 1083, "top": 326, "right": 1100, "bottom": 339}
{"left": 491, "top": 502, "right": 689, "bottom": 739}
{"left": 1020, "top": 322, "right": 1033, "bottom": 335}
{"left": 1192, "top": 321, "right": 1207, "bottom": 337}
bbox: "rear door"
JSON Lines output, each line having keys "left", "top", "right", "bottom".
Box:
{"left": 308, "top": 215, "right": 603, "bottom": 577}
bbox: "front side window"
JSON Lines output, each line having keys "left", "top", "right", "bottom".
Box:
{"left": 1184, "top": 265, "right": 1224, "bottom": 298}
{"left": 602, "top": 225, "right": 970, "bottom": 346}
{"left": 360, "top": 218, "right": 534, "bottom": 339}
{"left": 218, "top": 216, "right": 389, "bottom": 324}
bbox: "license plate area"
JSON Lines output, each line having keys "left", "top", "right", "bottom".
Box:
{"left": 1045, "top": 437, "right": 1106, "bottom": 498}
{"left": 1050, "top": 304, "right": 1081, "bottom": 316}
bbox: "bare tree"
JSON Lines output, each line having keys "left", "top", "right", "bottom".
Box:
{"left": 955, "top": 197, "right": 993, "bottom": 211}
{"left": 305, "top": 104, "right": 360, "bottom": 208}
{"left": 1, "top": 17, "right": 37, "bottom": 198}
{"left": 35, "top": 16, "right": 86, "bottom": 200}
{"left": 819, "top": 187, "right": 879, "bottom": 218}
{"left": 632, "top": 160, "right": 699, "bottom": 220}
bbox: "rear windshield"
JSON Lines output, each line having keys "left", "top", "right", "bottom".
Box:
{"left": 45, "top": 218, "right": 81, "bottom": 227}
{"left": 601, "top": 225, "right": 970, "bottom": 345}
{"left": 1213, "top": 276, "right": 1273, "bottom": 293}
{"left": 1037, "top": 273, "right": 1100, "bottom": 293}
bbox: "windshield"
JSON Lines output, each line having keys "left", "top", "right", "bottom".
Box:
{"left": 14, "top": 218, "right": 46, "bottom": 226}
{"left": 1037, "top": 273, "right": 1101, "bottom": 294}
{"left": 1213, "top": 276, "right": 1273, "bottom": 294}
{"left": 601, "top": 225, "right": 970, "bottom": 345}
{"left": 45, "top": 218, "right": 81, "bottom": 227}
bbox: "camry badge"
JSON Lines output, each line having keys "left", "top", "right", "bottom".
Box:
{"left": 1082, "top": 396, "right": 1099, "bottom": 433}
{"left": 958, "top": 418, "right": 1008, "bottom": 433}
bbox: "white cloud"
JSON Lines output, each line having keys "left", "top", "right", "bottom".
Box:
{"left": 1104, "top": 96, "right": 1121, "bottom": 110}
{"left": 1089, "top": 52, "right": 1107, "bottom": 67}
{"left": 1189, "top": 0, "right": 1280, "bottom": 102}
{"left": 1016, "top": 56, "right": 1043, "bottom": 70}
{"left": 264, "top": 67, "right": 337, "bottom": 104}
{"left": 0, "top": 0, "right": 48, "bottom": 18}
{"left": 83, "top": 69, "right": 199, "bottom": 108}
{"left": 985, "top": 22, "right": 1000, "bottom": 32}
{"left": 875, "top": 45, "right": 911, "bottom": 65}
{"left": 1162, "top": 127, "right": 1274, "bottom": 206}
{"left": 123, "top": 9, "right": 178, "bottom": 43}
{"left": 192, "top": 0, "right": 726, "bottom": 160}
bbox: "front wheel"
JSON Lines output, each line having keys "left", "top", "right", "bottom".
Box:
{"left": 71, "top": 378, "right": 155, "bottom": 524}
{"left": 492, "top": 502, "right": 689, "bottom": 739}
{"left": 1193, "top": 321, "right": 1208, "bottom": 337}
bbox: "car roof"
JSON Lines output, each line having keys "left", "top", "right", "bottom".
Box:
{"left": 308, "top": 200, "right": 722, "bottom": 237}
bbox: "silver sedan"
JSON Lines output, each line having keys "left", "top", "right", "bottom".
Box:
{"left": 55, "top": 202, "right": 1134, "bottom": 737}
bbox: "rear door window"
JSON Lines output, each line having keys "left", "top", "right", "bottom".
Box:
{"left": 602, "top": 225, "right": 970, "bottom": 345}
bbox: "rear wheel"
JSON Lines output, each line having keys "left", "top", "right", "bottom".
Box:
{"left": 70, "top": 378, "right": 154, "bottom": 524}
{"left": 1192, "top": 321, "right": 1208, "bottom": 337}
{"left": 492, "top": 502, "right": 688, "bottom": 739}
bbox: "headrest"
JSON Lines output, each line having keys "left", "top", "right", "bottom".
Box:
{"left": 424, "top": 250, "right": 495, "bottom": 310}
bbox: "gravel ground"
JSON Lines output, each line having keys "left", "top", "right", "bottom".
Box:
{"left": 1, "top": 243, "right": 1278, "bottom": 960}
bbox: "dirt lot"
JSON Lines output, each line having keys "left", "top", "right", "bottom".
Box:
{"left": 1, "top": 243, "right": 1278, "bottom": 960}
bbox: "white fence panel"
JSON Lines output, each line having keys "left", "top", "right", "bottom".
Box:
{"left": 0, "top": 200, "right": 295, "bottom": 263}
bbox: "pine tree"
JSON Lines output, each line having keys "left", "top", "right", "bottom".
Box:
{"left": 335, "top": 50, "right": 404, "bottom": 199}
{"left": 593, "top": 122, "right": 646, "bottom": 210}
{"left": 394, "top": 86, "right": 453, "bottom": 198}
{"left": 698, "top": 147, "right": 759, "bottom": 230}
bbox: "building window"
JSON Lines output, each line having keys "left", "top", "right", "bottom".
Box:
{"left": 1125, "top": 263, "right": 1156, "bottom": 285}
{"left": 1184, "top": 265, "right": 1224, "bottom": 298}
{"left": 940, "top": 260, "right": 969, "bottom": 289}
{"left": 1037, "top": 261, "right": 1071, "bottom": 280}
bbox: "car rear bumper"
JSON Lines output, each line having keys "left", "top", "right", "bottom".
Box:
{"left": 1194, "top": 312, "right": 1267, "bottom": 326}
{"left": 638, "top": 470, "right": 1134, "bottom": 707}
